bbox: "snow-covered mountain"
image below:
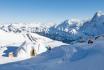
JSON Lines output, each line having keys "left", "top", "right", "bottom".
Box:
{"left": 47, "top": 19, "right": 83, "bottom": 42}
{"left": 80, "top": 11, "right": 104, "bottom": 36}
{"left": 0, "top": 23, "right": 48, "bottom": 33}
{"left": 49, "top": 11, "right": 104, "bottom": 43}
{"left": 0, "top": 11, "right": 104, "bottom": 44}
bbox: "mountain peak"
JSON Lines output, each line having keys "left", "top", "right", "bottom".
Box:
{"left": 91, "top": 11, "right": 104, "bottom": 21}
{"left": 95, "top": 11, "right": 104, "bottom": 17}
{"left": 64, "top": 18, "right": 80, "bottom": 25}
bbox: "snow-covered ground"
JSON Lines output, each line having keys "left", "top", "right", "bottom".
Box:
{"left": 0, "top": 30, "right": 25, "bottom": 46}
{"left": 0, "top": 29, "right": 67, "bottom": 64}
{"left": 0, "top": 37, "right": 104, "bottom": 70}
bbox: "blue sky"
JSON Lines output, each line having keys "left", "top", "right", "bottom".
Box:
{"left": 0, "top": 0, "right": 104, "bottom": 24}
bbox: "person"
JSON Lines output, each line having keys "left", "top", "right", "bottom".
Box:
{"left": 46, "top": 46, "right": 51, "bottom": 51}
{"left": 88, "top": 39, "right": 93, "bottom": 44}
{"left": 30, "top": 48, "right": 36, "bottom": 56}
{"left": 48, "top": 47, "right": 51, "bottom": 51}
{"left": 8, "top": 52, "right": 14, "bottom": 58}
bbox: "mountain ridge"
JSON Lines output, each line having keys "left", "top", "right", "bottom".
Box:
{"left": 0, "top": 11, "right": 104, "bottom": 43}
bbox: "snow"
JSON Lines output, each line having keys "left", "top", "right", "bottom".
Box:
{"left": 47, "top": 11, "right": 104, "bottom": 43}
{"left": 0, "top": 57, "right": 29, "bottom": 64}
{"left": 0, "top": 38, "right": 104, "bottom": 70}
{"left": 1, "top": 11, "right": 104, "bottom": 44}
{"left": 17, "top": 32, "right": 67, "bottom": 58}
{"left": 0, "top": 30, "right": 25, "bottom": 46}
{"left": 95, "top": 11, "right": 104, "bottom": 17}
{"left": 0, "top": 29, "right": 67, "bottom": 64}
{"left": 0, "top": 11, "right": 104, "bottom": 70}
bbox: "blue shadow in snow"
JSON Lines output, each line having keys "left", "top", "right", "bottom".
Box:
{"left": 2, "top": 46, "right": 18, "bottom": 57}
{"left": 70, "top": 47, "right": 99, "bottom": 61}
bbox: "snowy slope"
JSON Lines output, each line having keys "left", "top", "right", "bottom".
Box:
{"left": 0, "top": 30, "right": 25, "bottom": 46}
{"left": 17, "top": 32, "right": 67, "bottom": 58}
{"left": 0, "top": 29, "right": 67, "bottom": 64}
{"left": 0, "top": 36, "right": 104, "bottom": 70}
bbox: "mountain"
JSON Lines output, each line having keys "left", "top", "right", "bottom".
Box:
{"left": 46, "top": 11, "right": 104, "bottom": 43}
{"left": 80, "top": 11, "right": 104, "bottom": 36}
{"left": 0, "top": 11, "right": 104, "bottom": 44}
{"left": 47, "top": 19, "right": 83, "bottom": 43}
